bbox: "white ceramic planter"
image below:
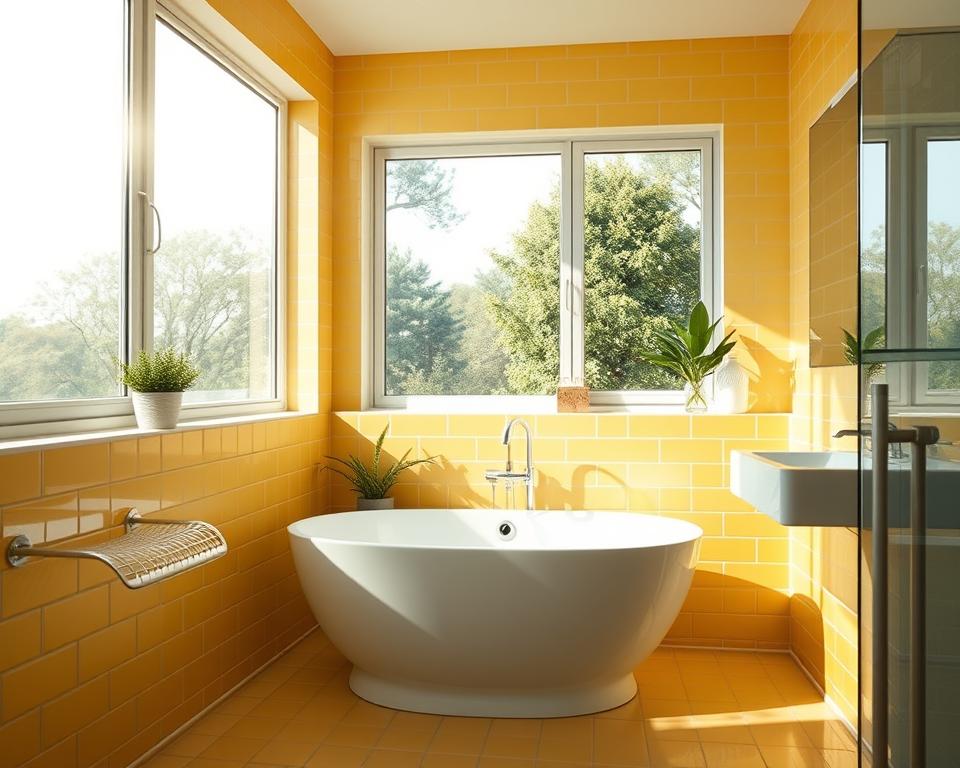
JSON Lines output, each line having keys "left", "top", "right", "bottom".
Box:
{"left": 132, "top": 391, "right": 183, "bottom": 430}
{"left": 356, "top": 497, "right": 395, "bottom": 511}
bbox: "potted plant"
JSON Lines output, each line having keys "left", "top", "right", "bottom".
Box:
{"left": 638, "top": 301, "right": 736, "bottom": 413}
{"left": 325, "top": 427, "right": 437, "bottom": 510}
{"left": 118, "top": 348, "right": 201, "bottom": 430}
{"left": 843, "top": 326, "right": 885, "bottom": 382}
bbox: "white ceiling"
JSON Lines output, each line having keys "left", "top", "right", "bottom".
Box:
{"left": 289, "top": 0, "right": 811, "bottom": 57}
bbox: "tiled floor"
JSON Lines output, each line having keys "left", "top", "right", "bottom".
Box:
{"left": 143, "top": 631, "right": 858, "bottom": 768}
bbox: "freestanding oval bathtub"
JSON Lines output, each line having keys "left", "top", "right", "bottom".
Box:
{"left": 288, "top": 508, "right": 701, "bottom": 717}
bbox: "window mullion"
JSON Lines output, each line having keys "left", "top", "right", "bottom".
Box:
{"left": 128, "top": 0, "right": 156, "bottom": 361}
{"left": 568, "top": 142, "right": 584, "bottom": 386}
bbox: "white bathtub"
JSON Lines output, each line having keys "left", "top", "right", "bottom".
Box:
{"left": 288, "top": 508, "right": 701, "bottom": 717}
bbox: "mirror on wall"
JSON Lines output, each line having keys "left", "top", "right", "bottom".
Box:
{"left": 861, "top": 24, "right": 960, "bottom": 400}
{"left": 809, "top": 79, "right": 859, "bottom": 368}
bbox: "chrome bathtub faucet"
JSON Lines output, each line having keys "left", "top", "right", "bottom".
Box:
{"left": 485, "top": 417, "right": 535, "bottom": 510}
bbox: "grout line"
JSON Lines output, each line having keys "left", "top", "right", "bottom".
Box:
{"left": 788, "top": 649, "right": 858, "bottom": 740}
{"left": 126, "top": 623, "right": 318, "bottom": 768}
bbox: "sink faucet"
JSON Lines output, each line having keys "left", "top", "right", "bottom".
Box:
{"left": 834, "top": 422, "right": 905, "bottom": 459}
{"left": 484, "top": 418, "right": 535, "bottom": 509}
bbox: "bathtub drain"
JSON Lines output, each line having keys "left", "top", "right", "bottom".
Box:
{"left": 498, "top": 521, "right": 516, "bottom": 541}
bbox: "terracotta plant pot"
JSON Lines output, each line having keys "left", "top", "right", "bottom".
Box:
{"left": 132, "top": 391, "right": 183, "bottom": 430}
{"left": 356, "top": 497, "right": 395, "bottom": 511}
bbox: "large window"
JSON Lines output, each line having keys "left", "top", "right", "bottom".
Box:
{"left": 373, "top": 134, "right": 718, "bottom": 408}
{"left": 0, "top": 2, "right": 284, "bottom": 435}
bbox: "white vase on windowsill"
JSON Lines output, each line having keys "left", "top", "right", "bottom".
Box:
{"left": 713, "top": 356, "right": 750, "bottom": 414}
{"left": 131, "top": 391, "right": 183, "bottom": 430}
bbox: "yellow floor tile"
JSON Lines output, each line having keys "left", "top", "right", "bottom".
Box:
{"left": 748, "top": 722, "right": 815, "bottom": 748}
{"left": 800, "top": 721, "right": 856, "bottom": 751}
{"left": 700, "top": 741, "right": 766, "bottom": 768}
{"left": 821, "top": 748, "right": 859, "bottom": 768}
{"left": 304, "top": 744, "right": 370, "bottom": 767}
{"left": 481, "top": 731, "right": 539, "bottom": 759}
{"left": 187, "top": 713, "right": 239, "bottom": 737}
{"left": 274, "top": 717, "right": 335, "bottom": 745}
{"left": 161, "top": 732, "right": 217, "bottom": 758}
{"left": 477, "top": 758, "right": 536, "bottom": 768}
{"left": 198, "top": 733, "right": 268, "bottom": 762}
{"left": 375, "top": 725, "right": 437, "bottom": 752}
{"left": 594, "top": 718, "right": 648, "bottom": 766}
{"left": 250, "top": 736, "right": 319, "bottom": 765}
{"left": 323, "top": 723, "right": 386, "bottom": 749}
{"left": 428, "top": 718, "right": 492, "bottom": 755}
{"left": 420, "top": 754, "right": 479, "bottom": 768}
{"left": 187, "top": 758, "right": 246, "bottom": 768}
{"left": 138, "top": 632, "right": 859, "bottom": 768}
{"left": 221, "top": 716, "right": 286, "bottom": 741}
{"left": 759, "top": 744, "right": 828, "bottom": 767}
{"left": 363, "top": 748, "right": 425, "bottom": 767}
{"left": 341, "top": 700, "right": 397, "bottom": 728}
{"left": 140, "top": 756, "right": 190, "bottom": 768}
{"left": 646, "top": 737, "right": 706, "bottom": 767}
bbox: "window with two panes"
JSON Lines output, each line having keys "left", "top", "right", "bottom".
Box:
{"left": 374, "top": 135, "right": 718, "bottom": 407}
{"left": 0, "top": 1, "right": 282, "bottom": 432}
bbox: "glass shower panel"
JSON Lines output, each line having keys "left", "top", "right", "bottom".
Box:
{"left": 860, "top": 5, "right": 960, "bottom": 765}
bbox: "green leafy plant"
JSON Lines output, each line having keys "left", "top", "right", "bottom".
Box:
{"left": 637, "top": 301, "right": 736, "bottom": 411}
{"left": 325, "top": 427, "right": 437, "bottom": 500}
{"left": 842, "top": 326, "right": 885, "bottom": 382}
{"left": 117, "top": 348, "right": 201, "bottom": 392}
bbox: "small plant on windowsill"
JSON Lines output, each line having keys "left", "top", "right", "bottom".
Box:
{"left": 325, "top": 427, "right": 437, "bottom": 510}
{"left": 637, "top": 301, "right": 737, "bottom": 413}
{"left": 117, "top": 348, "right": 201, "bottom": 430}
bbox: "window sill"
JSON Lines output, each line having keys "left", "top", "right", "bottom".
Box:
{"left": 368, "top": 395, "right": 702, "bottom": 414}
{"left": 0, "top": 409, "right": 315, "bottom": 456}
{"left": 358, "top": 405, "right": 791, "bottom": 417}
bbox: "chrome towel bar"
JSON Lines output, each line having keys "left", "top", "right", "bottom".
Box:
{"left": 5, "top": 509, "right": 227, "bottom": 589}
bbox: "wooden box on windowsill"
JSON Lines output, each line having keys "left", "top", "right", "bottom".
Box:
{"left": 556, "top": 386, "right": 590, "bottom": 413}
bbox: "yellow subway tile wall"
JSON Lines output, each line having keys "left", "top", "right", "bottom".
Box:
{"left": 331, "top": 36, "right": 792, "bottom": 412}
{"left": 0, "top": 418, "right": 325, "bottom": 768}
{"left": 331, "top": 413, "right": 793, "bottom": 650}
{"left": 787, "top": 0, "right": 859, "bottom": 725}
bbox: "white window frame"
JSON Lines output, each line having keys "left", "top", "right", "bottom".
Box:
{"left": 370, "top": 129, "right": 721, "bottom": 411}
{"left": 912, "top": 125, "right": 960, "bottom": 407}
{"left": 0, "top": 0, "right": 287, "bottom": 439}
{"left": 866, "top": 118, "right": 960, "bottom": 410}
{"left": 862, "top": 128, "right": 907, "bottom": 405}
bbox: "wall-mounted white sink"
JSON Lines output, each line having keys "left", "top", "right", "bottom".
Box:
{"left": 730, "top": 451, "right": 858, "bottom": 527}
{"left": 731, "top": 450, "right": 960, "bottom": 528}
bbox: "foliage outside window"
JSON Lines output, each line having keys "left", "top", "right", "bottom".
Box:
{"left": 374, "top": 136, "right": 717, "bottom": 406}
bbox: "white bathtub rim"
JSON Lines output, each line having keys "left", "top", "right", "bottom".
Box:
{"left": 288, "top": 508, "right": 703, "bottom": 553}
{"left": 349, "top": 666, "right": 639, "bottom": 718}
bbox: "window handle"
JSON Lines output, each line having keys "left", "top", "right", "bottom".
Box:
{"left": 138, "top": 191, "right": 162, "bottom": 254}
{"left": 565, "top": 278, "right": 572, "bottom": 311}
